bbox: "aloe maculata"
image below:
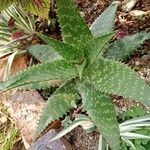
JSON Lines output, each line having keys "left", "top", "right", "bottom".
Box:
{"left": 0, "top": 0, "right": 150, "bottom": 149}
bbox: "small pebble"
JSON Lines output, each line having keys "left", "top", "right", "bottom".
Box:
{"left": 135, "top": 61, "right": 140, "bottom": 66}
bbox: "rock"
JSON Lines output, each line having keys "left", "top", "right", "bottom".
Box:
{"left": 122, "top": 0, "right": 138, "bottom": 12}
{"left": 29, "top": 129, "right": 72, "bottom": 150}
{"left": 0, "top": 56, "right": 72, "bottom": 149}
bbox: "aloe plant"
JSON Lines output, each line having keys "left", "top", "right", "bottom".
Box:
{"left": 0, "top": 0, "right": 150, "bottom": 149}
{"left": 52, "top": 112, "right": 150, "bottom": 150}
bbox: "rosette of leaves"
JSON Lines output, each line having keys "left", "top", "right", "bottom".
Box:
{"left": 0, "top": 0, "right": 150, "bottom": 149}
{"left": 0, "top": 0, "right": 50, "bottom": 19}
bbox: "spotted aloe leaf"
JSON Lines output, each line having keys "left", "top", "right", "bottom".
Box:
{"left": 78, "top": 82, "right": 120, "bottom": 150}
{"left": 85, "top": 58, "right": 150, "bottom": 105}
{"left": 37, "top": 80, "right": 79, "bottom": 134}
{"left": 37, "top": 93, "right": 78, "bottom": 135}
{"left": 104, "top": 32, "right": 150, "bottom": 61}
{"left": 0, "top": 0, "right": 16, "bottom": 11}
{"left": 37, "top": 33, "right": 81, "bottom": 63}
{"left": 82, "top": 32, "right": 115, "bottom": 65}
{"left": 90, "top": 1, "right": 119, "bottom": 37}
{"left": 54, "top": 80, "right": 77, "bottom": 95}
{"left": 56, "top": 0, "right": 92, "bottom": 49}
{"left": 19, "top": 0, "right": 50, "bottom": 18}
{"left": 0, "top": 60, "right": 78, "bottom": 92}
{"left": 28, "top": 45, "right": 62, "bottom": 62}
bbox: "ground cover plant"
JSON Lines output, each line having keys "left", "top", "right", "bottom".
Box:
{"left": 0, "top": 0, "right": 150, "bottom": 149}
{"left": 0, "top": 4, "right": 36, "bottom": 80}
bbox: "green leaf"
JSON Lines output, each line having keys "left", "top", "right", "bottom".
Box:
{"left": 78, "top": 82, "right": 120, "bottom": 150}
{"left": 56, "top": 0, "right": 92, "bottom": 48}
{"left": 37, "top": 93, "right": 77, "bottom": 135}
{"left": 28, "top": 45, "right": 62, "bottom": 62}
{"left": 54, "top": 80, "right": 77, "bottom": 95}
{"left": 85, "top": 58, "right": 150, "bottom": 105}
{"left": 0, "top": 0, "right": 16, "bottom": 11}
{"left": 90, "top": 1, "right": 119, "bottom": 37}
{"left": 19, "top": 0, "right": 50, "bottom": 19}
{"left": 0, "top": 60, "right": 78, "bottom": 92}
{"left": 37, "top": 33, "right": 81, "bottom": 63}
{"left": 75, "top": 59, "right": 87, "bottom": 79}
{"left": 82, "top": 32, "right": 115, "bottom": 65}
{"left": 18, "top": 80, "right": 63, "bottom": 90}
{"left": 104, "top": 32, "right": 150, "bottom": 61}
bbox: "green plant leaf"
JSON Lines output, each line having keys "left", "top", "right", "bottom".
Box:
{"left": 85, "top": 58, "right": 150, "bottom": 105}
{"left": 56, "top": 0, "right": 92, "bottom": 49}
{"left": 28, "top": 45, "right": 62, "bottom": 62}
{"left": 104, "top": 32, "right": 150, "bottom": 61}
{"left": 37, "top": 33, "right": 81, "bottom": 63}
{"left": 82, "top": 32, "right": 115, "bottom": 65}
{"left": 0, "top": 60, "right": 78, "bottom": 92}
{"left": 78, "top": 82, "right": 120, "bottom": 150}
{"left": 37, "top": 93, "right": 77, "bottom": 135}
{"left": 54, "top": 80, "right": 77, "bottom": 95}
{"left": 0, "top": 0, "right": 16, "bottom": 11}
{"left": 90, "top": 1, "right": 119, "bottom": 37}
{"left": 19, "top": 0, "right": 50, "bottom": 19}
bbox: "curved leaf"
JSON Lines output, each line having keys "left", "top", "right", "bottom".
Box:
{"left": 0, "top": 60, "right": 78, "bottom": 92}
{"left": 85, "top": 58, "right": 150, "bottom": 105}
{"left": 37, "top": 93, "right": 77, "bottom": 135}
{"left": 78, "top": 82, "right": 120, "bottom": 150}
{"left": 50, "top": 116, "right": 93, "bottom": 142}
{"left": 90, "top": 1, "right": 119, "bottom": 37}
{"left": 104, "top": 32, "right": 150, "bottom": 61}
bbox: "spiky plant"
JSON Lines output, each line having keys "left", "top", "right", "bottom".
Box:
{"left": 0, "top": 0, "right": 150, "bottom": 149}
{"left": 50, "top": 113, "right": 150, "bottom": 150}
